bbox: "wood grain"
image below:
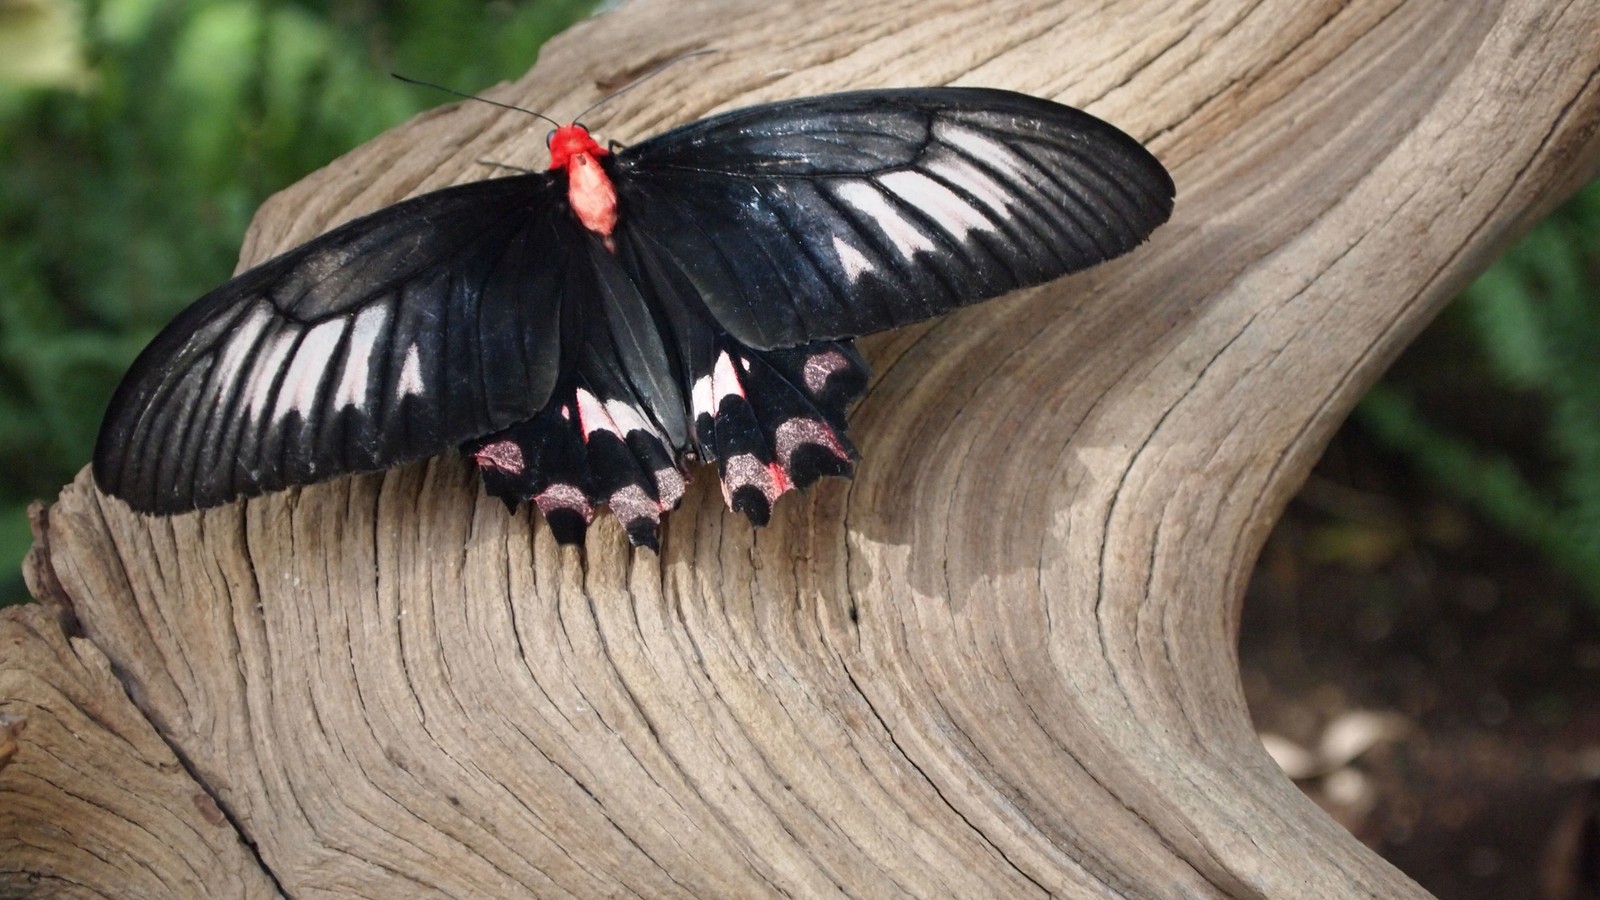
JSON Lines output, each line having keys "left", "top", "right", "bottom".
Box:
{"left": 0, "top": 583, "right": 278, "bottom": 896}
{"left": 6, "top": 0, "right": 1600, "bottom": 896}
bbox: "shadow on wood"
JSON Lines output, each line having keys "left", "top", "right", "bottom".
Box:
{"left": 5, "top": 0, "right": 1600, "bottom": 896}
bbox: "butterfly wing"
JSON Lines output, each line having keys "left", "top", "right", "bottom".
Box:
{"left": 94, "top": 173, "right": 580, "bottom": 513}
{"left": 611, "top": 87, "right": 1175, "bottom": 350}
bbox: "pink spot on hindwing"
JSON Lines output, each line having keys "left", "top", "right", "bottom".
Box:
{"left": 574, "top": 388, "right": 621, "bottom": 442}
{"left": 712, "top": 351, "right": 745, "bottom": 404}
{"left": 774, "top": 418, "right": 849, "bottom": 468}
{"left": 654, "top": 467, "right": 686, "bottom": 509}
{"left": 473, "top": 440, "right": 525, "bottom": 475}
{"left": 803, "top": 350, "right": 851, "bottom": 395}
{"left": 534, "top": 484, "right": 593, "bottom": 522}
{"left": 608, "top": 485, "right": 660, "bottom": 527}
{"left": 719, "top": 454, "right": 789, "bottom": 509}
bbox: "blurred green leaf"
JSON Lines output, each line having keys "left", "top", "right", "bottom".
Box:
{"left": 0, "top": 503, "right": 34, "bottom": 607}
{"left": 0, "top": 0, "right": 92, "bottom": 90}
{"left": 1359, "top": 179, "right": 1600, "bottom": 610}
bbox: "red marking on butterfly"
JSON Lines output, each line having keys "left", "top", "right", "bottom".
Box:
{"left": 472, "top": 439, "right": 525, "bottom": 475}
{"left": 549, "top": 124, "right": 618, "bottom": 244}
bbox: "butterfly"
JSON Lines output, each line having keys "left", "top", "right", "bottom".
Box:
{"left": 93, "top": 87, "right": 1174, "bottom": 549}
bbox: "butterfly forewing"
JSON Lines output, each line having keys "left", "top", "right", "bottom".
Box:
{"left": 612, "top": 87, "right": 1174, "bottom": 349}
{"left": 94, "top": 174, "right": 576, "bottom": 512}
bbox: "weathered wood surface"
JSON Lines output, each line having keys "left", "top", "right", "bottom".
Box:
{"left": 5, "top": 0, "right": 1600, "bottom": 896}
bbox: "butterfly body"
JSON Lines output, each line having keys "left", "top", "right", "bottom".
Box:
{"left": 94, "top": 87, "right": 1174, "bottom": 548}
{"left": 550, "top": 124, "right": 619, "bottom": 240}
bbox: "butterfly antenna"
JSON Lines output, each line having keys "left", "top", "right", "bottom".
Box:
{"left": 391, "top": 73, "right": 562, "bottom": 129}
{"left": 572, "top": 48, "right": 717, "bottom": 124}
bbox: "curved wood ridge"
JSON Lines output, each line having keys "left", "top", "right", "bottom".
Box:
{"left": 5, "top": 0, "right": 1600, "bottom": 896}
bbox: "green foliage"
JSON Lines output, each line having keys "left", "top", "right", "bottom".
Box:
{"left": 0, "top": 0, "right": 593, "bottom": 605}
{"left": 1357, "top": 180, "right": 1600, "bottom": 607}
{"left": 0, "top": 0, "right": 92, "bottom": 89}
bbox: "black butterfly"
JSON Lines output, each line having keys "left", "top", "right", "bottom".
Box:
{"left": 93, "top": 87, "right": 1174, "bottom": 549}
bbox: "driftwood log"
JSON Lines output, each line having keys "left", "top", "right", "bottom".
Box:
{"left": 6, "top": 0, "right": 1600, "bottom": 896}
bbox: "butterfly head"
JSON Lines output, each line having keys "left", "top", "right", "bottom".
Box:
{"left": 547, "top": 123, "right": 607, "bottom": 171}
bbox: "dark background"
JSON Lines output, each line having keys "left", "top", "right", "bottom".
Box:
{"left": 2, "top": 1, "right": 1596, "bottom": 895}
